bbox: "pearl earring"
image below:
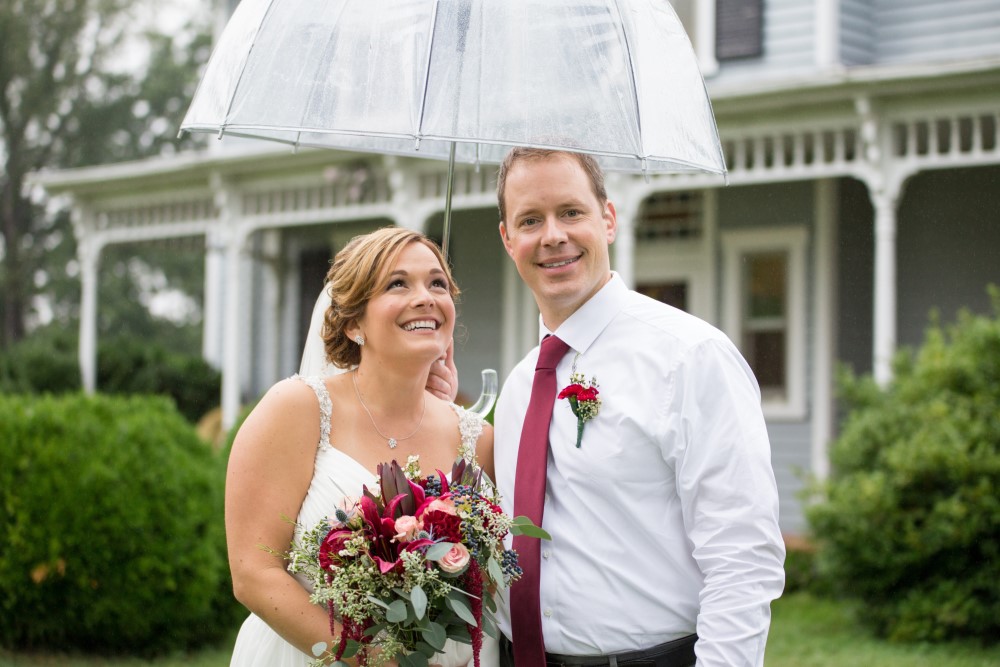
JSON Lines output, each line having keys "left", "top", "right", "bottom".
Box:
{"left": 354, "top": 335, "right": 365, "bottom": 346}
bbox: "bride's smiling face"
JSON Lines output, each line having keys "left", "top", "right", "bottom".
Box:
{"left": 353, "top": 241, "right": 456, "bottom": 363}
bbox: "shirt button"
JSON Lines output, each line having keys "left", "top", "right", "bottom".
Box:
{"left": 543, "top": 608, "right": 553, "bottom": 617}
{"left": 542, "top": 549, "right": 551, "bottom": 559}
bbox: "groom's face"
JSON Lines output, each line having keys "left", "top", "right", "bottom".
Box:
{"left": 499, "top": 153, "right": 617, "bottom": 329}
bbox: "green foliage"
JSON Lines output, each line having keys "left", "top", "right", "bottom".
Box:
{"left": 806, "top": 288, "right": 1000, "bottom": 642}
{"left": 0, "top": 393, "right": 242, "bottom": 655}
{"left": 96, "top": 336, "right": 220, "bottom": 423}
{"left": 0, "top": 329, "right": 220, "bottom": 424}
{"left": 1, "top": 0, "right": 211, "bottom": 346}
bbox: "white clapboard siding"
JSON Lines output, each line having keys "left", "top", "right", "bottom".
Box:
{"left": 874, "top": 0, "right": 1000, "bottom": 64}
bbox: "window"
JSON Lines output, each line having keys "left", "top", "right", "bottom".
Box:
{"left": 723, "top": 227, "right": 807, "bottom": 419}
{"left": 716, "top": 0, "right": 764, "bottom": 61}
{"left": 638, "top": 281, "right": 689, "bottom": 312}
{"left": 741, "top": 252, "right": 787, "bottom": 397}
{"left": 637, "top": 191, "right": 703, "bottom": 241}
{"left": 635, "top": 189, "right": 716, "bottom": 323}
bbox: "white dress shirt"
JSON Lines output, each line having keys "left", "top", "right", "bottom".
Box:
{"left": 494, "top": 274, "right": 785, "bottom": 666}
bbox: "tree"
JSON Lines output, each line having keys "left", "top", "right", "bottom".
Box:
{"left": 0, "top": 0, "right": 210, "bottom": 347}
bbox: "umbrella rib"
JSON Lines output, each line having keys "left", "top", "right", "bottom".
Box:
{"left": 610, "top": 0, "right": 645, "bottom": 171}
{"left": 414, "top": 0, "right": 441, "bottom": 147}
{"left": 220, "top": 0, "right": 281, "bottom": 134}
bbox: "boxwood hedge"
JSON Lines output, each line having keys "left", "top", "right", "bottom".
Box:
{"left": 0, "top": 392, "right": 242, "bottom": 654}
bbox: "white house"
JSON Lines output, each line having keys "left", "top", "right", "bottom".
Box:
{"left": 36, "top": 0, "right": 1000, "bottom": 533}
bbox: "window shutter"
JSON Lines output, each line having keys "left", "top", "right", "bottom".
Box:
{"left": 716, "top": 0, "right": 764, "bottom": 61}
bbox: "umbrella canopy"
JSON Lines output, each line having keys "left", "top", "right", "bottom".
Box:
{"left": 181, "top": 0, "right": 726, "bottom": 177}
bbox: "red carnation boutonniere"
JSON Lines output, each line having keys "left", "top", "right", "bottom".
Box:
{"left": 558, "top": 371, "right": 602, "bottom": 448}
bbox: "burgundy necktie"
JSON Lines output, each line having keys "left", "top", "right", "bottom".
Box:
{"left": 511, "top": 334, "right": 570, "bottom": 666}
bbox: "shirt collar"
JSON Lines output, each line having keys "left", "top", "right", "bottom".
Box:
{"left": 539, "top": 272, "right": 628, "bottom": 354}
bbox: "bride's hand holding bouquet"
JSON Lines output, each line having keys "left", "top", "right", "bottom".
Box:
{"left": 288, "top": 455, "right": 547, "bottom": 667}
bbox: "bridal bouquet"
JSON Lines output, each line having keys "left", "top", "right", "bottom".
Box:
{"left": 288, "top": 456, "right": 546, "bottom": 667}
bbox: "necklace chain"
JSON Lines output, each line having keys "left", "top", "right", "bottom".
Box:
{"left": 352, "top": 370, "right": 426, "bottom": 449}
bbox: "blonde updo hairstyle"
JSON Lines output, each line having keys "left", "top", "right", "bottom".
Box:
{"left": 321, "top": 226, "right": 459, "bottom": 369}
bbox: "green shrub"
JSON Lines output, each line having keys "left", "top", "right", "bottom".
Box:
{"left": 0, "top": 327, "right": 80, "bottom": 394}
{"left": 0, "top": 329, "right": 221, "bottom": 424}
{"left": 0, "top": 393, "right": 242, "bottom": 655}
{"left": 806, "top": 290, "right": 1000, "bottom": 642}
{"left": 96, "top": 337, "right": 221, "bottom": 423}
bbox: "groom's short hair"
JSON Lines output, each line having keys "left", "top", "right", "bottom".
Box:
{"left": 496, "top": 148, "right": 607, "bottom": 225}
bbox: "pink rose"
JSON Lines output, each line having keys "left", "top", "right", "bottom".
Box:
{"left": 438, "top": 543, "right": 471, "bottom": 574}
{"left": 393, "top": 515, "right": 421, "bottom": 542}
{"left": 425, "top": 497, "right": 457, "bottom": 516}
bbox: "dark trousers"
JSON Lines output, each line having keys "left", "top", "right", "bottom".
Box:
{"left": 500, "top": 635, "right": 697, "bottom": 667}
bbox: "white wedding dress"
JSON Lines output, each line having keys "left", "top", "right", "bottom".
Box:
{"left": 230, "top": 374, "right": 499, "bottom": 667}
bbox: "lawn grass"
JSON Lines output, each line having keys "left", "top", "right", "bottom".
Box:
{"left": 2, "top": 593, "right": 998, "bottom": 666}
{"left": 767, "top": 592, "right": 1000, "bottom": 667}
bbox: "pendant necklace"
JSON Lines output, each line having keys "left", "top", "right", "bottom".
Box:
{"left": 352, "top": 370, "right": 426, "bottom": 449}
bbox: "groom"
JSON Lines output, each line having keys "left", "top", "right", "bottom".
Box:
{"left": 491, "top": 148, "right": 785, "bottom": 667}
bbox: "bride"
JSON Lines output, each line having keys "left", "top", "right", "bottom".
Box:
{"left": 226, "top": 226, "right": 497, "bottom": 667}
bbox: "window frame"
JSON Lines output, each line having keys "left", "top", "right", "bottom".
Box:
{"left": 722, "top": 226, "right": 808, "bottom": 420}
{"left": 634, "top": 189, "right": 717, "bottom": 324}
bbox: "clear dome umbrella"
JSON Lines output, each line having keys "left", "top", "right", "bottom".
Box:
{"left": 180, "top": 0, "right": 726, "bottom": 416}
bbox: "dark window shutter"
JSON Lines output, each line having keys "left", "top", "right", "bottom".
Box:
{"left": 716, "top": 0, "right": 764, "bottom": 61}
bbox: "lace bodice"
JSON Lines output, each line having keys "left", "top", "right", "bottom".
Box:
{"left": 292, "top": 373, "right": 484, "bottom": 463}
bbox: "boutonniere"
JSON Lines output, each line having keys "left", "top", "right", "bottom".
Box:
{"left": 557, "top": 366, "right": 601, "bottom": 448}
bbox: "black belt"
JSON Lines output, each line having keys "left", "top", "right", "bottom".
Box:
{"left": 543, "top": 634, "right": 697, "bottom": 667}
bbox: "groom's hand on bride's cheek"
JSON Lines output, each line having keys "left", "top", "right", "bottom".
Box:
{"left": 426, "top": 339, "right": 458, "bottom": 402}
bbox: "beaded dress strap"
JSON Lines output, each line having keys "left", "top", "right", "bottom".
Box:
{"left": 449, "top": 403, "right": 485, "bottom": 464}
{"left": 292, "top": 374, "right": 332, "bottom": 451}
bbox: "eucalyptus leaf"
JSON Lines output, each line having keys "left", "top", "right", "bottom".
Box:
{"left": 483, "top": 617, "right": 499, "bottom": 640}
{"left": 398, "top": 652, "right": 429, "bottom": 667}
{"left": 510, "top": 515, "right": 552, "bottom": 540}
{"left": 487, "top": 556, "right": 504, "bottom": 585}
{"left": 393, "top": 587, "right": 410, "bottom": 600}
{"left": 364, "top": 622, "right": 387, "bottom": 637}
{"left": 421, "top": 621, "right": 448, "bottom": 650}
{"left": 484, "top": 594, "right": 498, "bottom": 613}
{"left": 425, "top": 542, "right": 455, "bottom": 561}
{"left": 311, "top": 641, "right": 328, "bottom": 657}
{"left": 410, "top": 584, "right": 428, "bottom": 619}
{"left": 367, "top": 595, "right": 391, "bottom": 610}
{"left": 446, "top": 626, "right": 472, "bottom": 643}
{"left": 386, "top": 599, "right": 408, "bottom": 623}
{"left": 445, "top": 595, "right": 478, "bottom": 626}
{"left": 342, "top": 639, "right": 360, "bottom": 658}
{"left": 414, "top": 641, "right": 437, "bottom": 658}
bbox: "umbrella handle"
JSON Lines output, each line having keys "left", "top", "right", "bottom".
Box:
{"left": 467, "top": 368, "right": 498, "bottom": 420}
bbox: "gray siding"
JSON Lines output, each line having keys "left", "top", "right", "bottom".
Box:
{"left": 896, "top": 166, "right": 1000, "bottom": 349}
{"left": 768, "top": 421, "right": 813, "bottom": 534}
{"left": 716, "top": 181, "right": 816, "bottom": 535}
{"left": 717, "top": 181, "right": 814, "bottom": 231}
{"left": 712, "top": 0, "right": 817, "bottom": 86}
{"left": 873, "top": 0, "right": 1000, "bottom": 65}
{"left": 840, "top": 0, "right": 876, "bottom": 66}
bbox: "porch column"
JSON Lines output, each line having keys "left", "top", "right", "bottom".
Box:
{"left": 221, "top": 225, "right": 250, "bottom": 430}
{"left": 609, "top": 174, "right": 637, "bottom": 288}
{"left": 811, "top": 179, "right": 838, "bottom": 479}
{"left": 77, "top": 233, "right": 102, "bottom": 394}
{"left": 872, "top": 187, "right": 899, "bottom": 386}
{"left": 202, "top": 228, "right": 226, "bottom": 368}
{"left": 212, "top": 174, "right": 249, "bottom": 430}
{"left": 71, "top": 205, "right": 101, "bottom": 393}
